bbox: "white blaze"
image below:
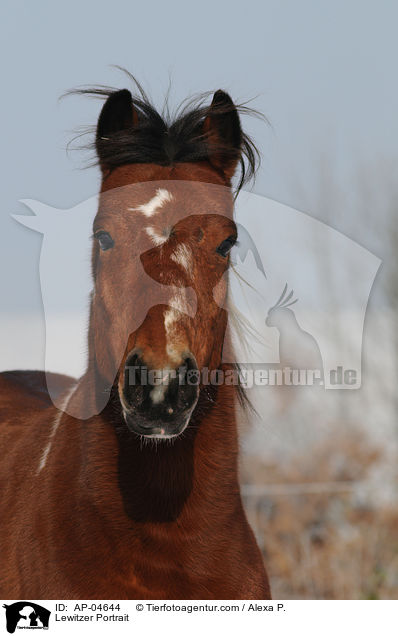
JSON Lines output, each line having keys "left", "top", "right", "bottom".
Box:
{"left": 164, "top": 292, "right": 190, "bottom": 363}
{"left": 146, "top": 226, "right": 169, "bottom": 246}
{"left": 129, "top": 188, "right": 173, "bottom": 217}
{"left": 171, "top": 243, "right": 193, "bottom": 274}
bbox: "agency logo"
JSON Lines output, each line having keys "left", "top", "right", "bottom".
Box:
{"left": 2, "top": 603, "right": 51, "bottom": 633}
{"left": 12, "top": 182, "right": 381, "bottom": 419}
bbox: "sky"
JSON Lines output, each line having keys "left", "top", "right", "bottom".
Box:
{"left": 1, "top": 0, "right": 397, "bottom": 373}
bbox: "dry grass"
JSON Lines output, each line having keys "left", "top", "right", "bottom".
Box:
{"left": 241, "top": 431, "right": 398, "bottom": 599}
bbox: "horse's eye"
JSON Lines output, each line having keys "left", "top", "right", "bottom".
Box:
{"left": 216, "top": 235, "right": 237, "bottom": 258}
{"left": 94, "top": 230, "right": 114, "bottom": 251}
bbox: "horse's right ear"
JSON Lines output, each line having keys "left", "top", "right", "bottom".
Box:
{"left": 96, "top": 89, "right": 138, "bottom": 168}
{"left": 201, "top": 90, "right": 243, "bottom": 181}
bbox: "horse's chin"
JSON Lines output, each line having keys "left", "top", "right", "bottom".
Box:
{"left": 122, "top": 409, "right": 192, "bottom": 440}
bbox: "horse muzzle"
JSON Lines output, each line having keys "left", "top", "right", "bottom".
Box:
{"left": 120, "top": 348, "right": 199, "bottom": 438}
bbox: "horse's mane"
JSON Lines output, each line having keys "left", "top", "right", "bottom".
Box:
{"left": 66, "top": 70, "right": 265, "bottom": 193}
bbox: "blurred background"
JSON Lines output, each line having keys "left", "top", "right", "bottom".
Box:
{"left": 1, "top": 0, "right": 397, "bottom": 598}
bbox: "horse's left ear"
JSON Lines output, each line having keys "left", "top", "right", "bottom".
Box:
{"left": 203, "top": 90, "right": 242, "bottom": 179}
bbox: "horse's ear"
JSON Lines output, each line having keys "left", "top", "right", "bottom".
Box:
{"left": 203, "top": 90, "right": 242, "bottom": 180}
{"left": 96, "top": 89, "right": 139, "bottom": 168}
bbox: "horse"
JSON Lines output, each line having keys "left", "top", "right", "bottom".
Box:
{"left": 0, "top": 78, "right": 271, "bottom": 599}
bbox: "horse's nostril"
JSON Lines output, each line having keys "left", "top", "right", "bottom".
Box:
{"left": 125, "top": 348, "right": 142, "bottom": 369}
{"left": 177, "top": 354, "right": 198, "bottom": 383}
{"left": 181, "top": 352, "right": 198, "bottom": 371}
{"left": 123, "top": 348, "right": 147, "bottom": 407}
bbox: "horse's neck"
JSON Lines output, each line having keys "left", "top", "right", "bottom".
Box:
{"left": 49, "top": 378, "right": 241, "bottom": 534}
{"left": 116, "top": 391, "right": 240, "bottom": 524}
